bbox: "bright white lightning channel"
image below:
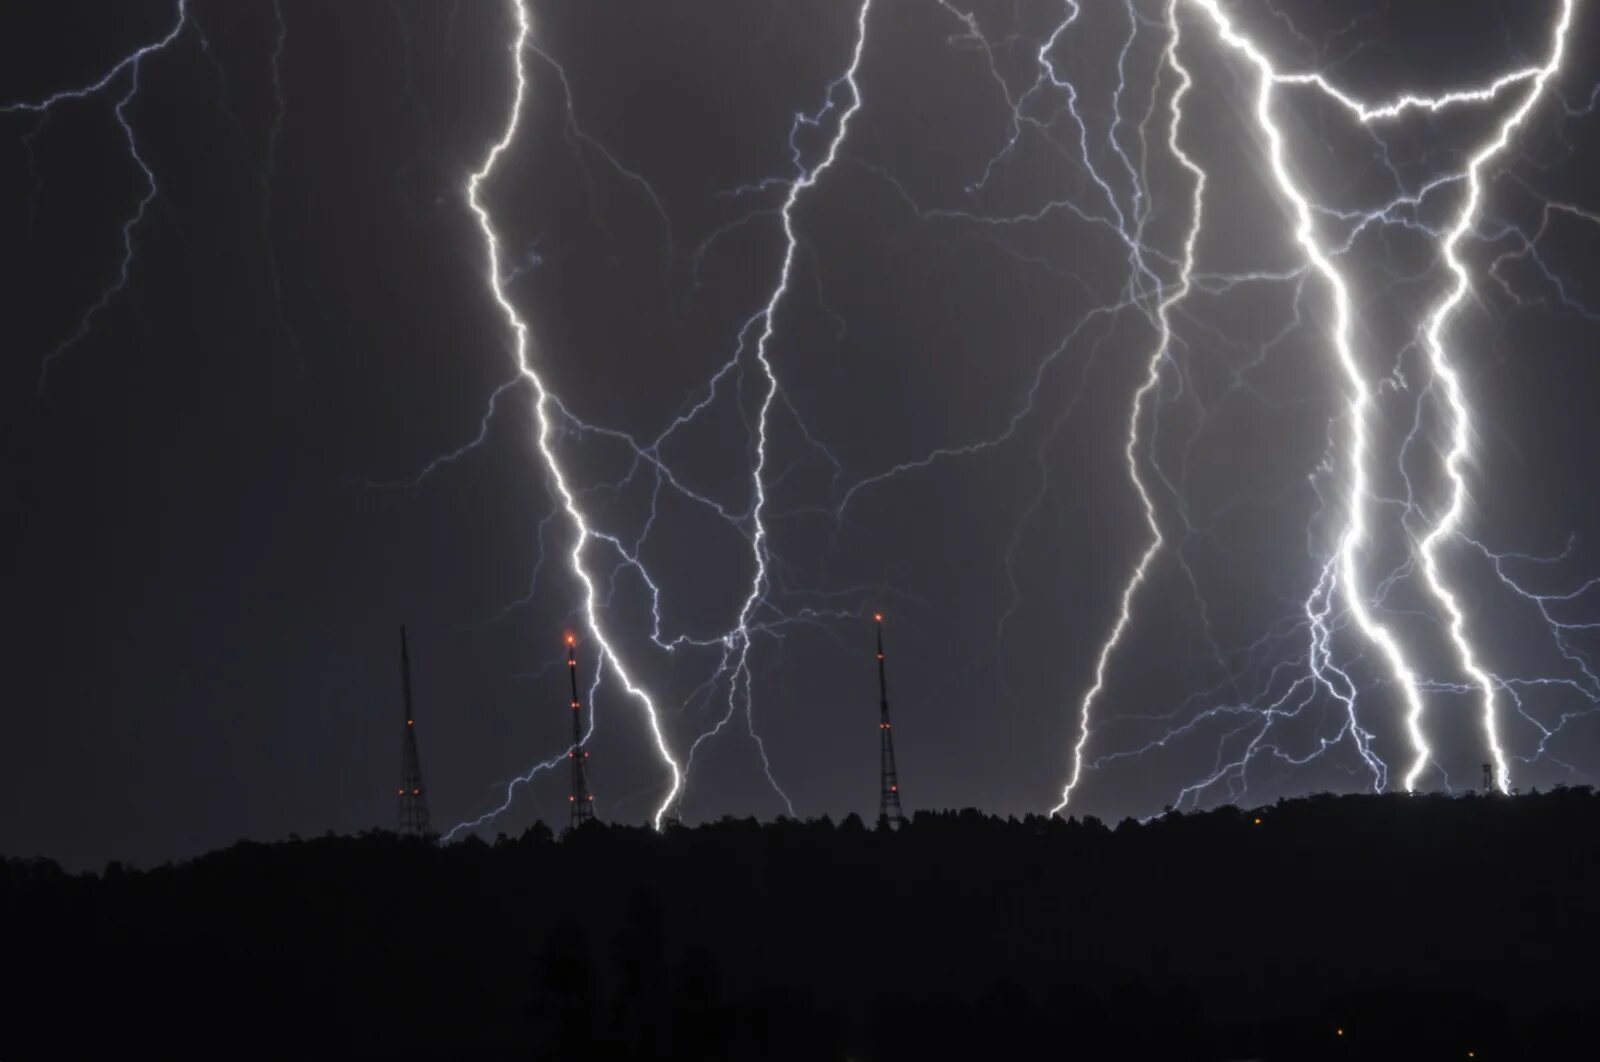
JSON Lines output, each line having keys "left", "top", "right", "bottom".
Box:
{"left": 1052, "top": 0, "right": 1205, "bottom": 817}
{"left": 1189, "top": 0, "right": 1577, "bottom": 799}
{"left": 466, "top": 0, "right": 682, "bottom": 830}
{"left": 1408, "top": 0, "right": 1576, "bottom": 793}
{"left": 1056, "top": 0, "right": 1578, "bottom": 813}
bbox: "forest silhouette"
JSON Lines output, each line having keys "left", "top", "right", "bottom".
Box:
{"left": 3, "top": 789, "right": 1596, "bottom": 1059}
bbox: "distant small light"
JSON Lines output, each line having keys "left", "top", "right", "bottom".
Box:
{"left": 877, "top": 652, "right": 884, "bottom": 660}
{"left": 412, "top": 788, "right": 421, "bottom": 796}
{"left": 1336, "top": 1028, "right": 1344, "bottom": 1037}
{"left": 890, "top": 785, "right": 897, "bottom": 792}
{"left": 406, "top": 719, "right": 414, "bottom": 727}
{"left": 569, "top": 796, "right": 575, "bottom": 802}
{"left": 1254, "top": 817, "right": 1262, "bottom": 825}
{"left": 873, "top": 613, "right": 883, "bottom": 623}
{"left": 565, "top": 633, "right": 576, "bottom": 646}
{"left": 397, "top": 789, "right": 405, "bottom": 796}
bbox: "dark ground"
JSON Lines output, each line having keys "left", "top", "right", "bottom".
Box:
{"left": 4, "top": 790, "right": 1596, "bottom": 1059}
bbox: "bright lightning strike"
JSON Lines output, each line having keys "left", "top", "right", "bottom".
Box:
{"left": 1407, "top": 0, "right": 1577, "bottom": 795}
{"left": 464, "top": 0, "right": 682, "bottom": 830}
{"left": 1053, "top": 0, "right": 1206, "bottom": 817}
{"left": 1166, "top": 0, "right": 1437, "bottom": 809}
{"left": 1055, "top": 0, "right": 1582, "bottom": 814}
{"left": 678, "top": 0, "right": 876, "bottom": 818}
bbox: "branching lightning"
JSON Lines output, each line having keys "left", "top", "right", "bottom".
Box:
{"left": 3, "top": 0, "right": 190, "bottom": 388}
{"left": 1052, "top": 0, "right": 1583, "bottom": 814}
{"left": 16, "top": 0, "right": 1598, "bottom": 835}
{"left": 430, "top": 0, "right": 881, "bottom": 835}
{"left": 1052, "top": 0, "right": 1206, "bottom": 816}
{"left": 677, "top": 0, "right": 876, "bottom": 818}
{"left": 1407, "top": 0, "right": 1576, "bottom": 794}
{"left": 463, "top": 0, "right": 682, "bottom": 830}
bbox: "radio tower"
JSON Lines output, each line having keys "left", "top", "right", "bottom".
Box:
{"left": 397, "top": 626, "right": 432, "bottom": 838}
{"left": 566, "top": 634, "right": 596, "bottom": 831}
{"left": 874, "top": 613, "right": 905, "bottom": 829}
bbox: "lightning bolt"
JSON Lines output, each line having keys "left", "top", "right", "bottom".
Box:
{"left": 1153, "top": 0, "right": 1435, "bottom": 812}
{"left": 1054, "top": 0, "right": 1580, "bottom": 814}
{"left": 10, "top": 0, "right": 1592, "bottom": 832}
{"left": 676, "top": 0, "right": 876, "bottom": 818}
{"left": 1052, "top": 0, "right": 1205, "bottom": 816}
{"left": 441, "top": 640, "right": 604, "bottom": 842}
{"left": 464, "top": 0, "right": 682, "bottom": 830}
{"left": 413, "top": 2, "right": 898, "bottom": 835}
{"left": 3, "top": 0, "right": 190, "bottom": 388}
{"left": 1407, "top": 0, "right": 1576, "bottom": 794}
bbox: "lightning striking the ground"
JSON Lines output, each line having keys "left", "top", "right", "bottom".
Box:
{"left": 13, "top": 1, "right": 1599, "bottom": 840}
{"left": 461, "top": 0, "right": 683, "bottom": 830}
{"left": 1052, "top": 0, "right": 1586, "bottom": 815}
{"left": 677, "top": 0, "right": 875, "bottom": 819}
{"left": 431, "top": 0, "right": 881, "bottom": 834}
{"left": 1407, "top": 0, "right": 1576, "bottom": 794}
{"left": 1052, "top": 0, "right": 1205, "bottom": 816}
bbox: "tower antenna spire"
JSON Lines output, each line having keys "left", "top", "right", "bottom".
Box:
{"left": 875, "top": 613, "right": 904, "bottom": 829}
{"left": 398, "top": 626, "right": 432, "bottom": 838}
{"left": 567, "top": 634, "right": 596, "bottom": 831}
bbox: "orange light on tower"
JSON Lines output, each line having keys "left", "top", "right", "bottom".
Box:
{"left": 566, "top": 631, "right": 596, "bottom": 830}
{"left": 397, "top": 626, "right": 431, "bottom": 838}
{"left": 874, "top": 612, "right": 904, "bottom": 828}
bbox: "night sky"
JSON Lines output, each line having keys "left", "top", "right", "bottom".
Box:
{"left": 5, "top": 0, "right": 1599, "bottom": 871}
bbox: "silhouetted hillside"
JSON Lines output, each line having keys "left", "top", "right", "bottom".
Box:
{"left": 4, "top": 790, "right": 1597, "bottom": 1059}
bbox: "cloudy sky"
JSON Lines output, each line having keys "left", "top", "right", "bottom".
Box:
{"left": 4, "top": 0, "right": 1598, "bottom": 869}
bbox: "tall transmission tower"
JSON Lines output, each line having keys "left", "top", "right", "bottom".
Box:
{"left": 398, "top": 626, "right": 432, "bottom": 838}
{"left": 566, "top": 634, "right": 596, "bottom": 831}
{"left": 874, "top": 613, "right": 904, "bottom": 829}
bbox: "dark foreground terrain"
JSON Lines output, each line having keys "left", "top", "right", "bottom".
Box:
{"left": 4, "top": 790, "right": 1598, "bottom": 1059}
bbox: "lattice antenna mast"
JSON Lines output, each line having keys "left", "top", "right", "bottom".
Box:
{"left": 875, "top": 613, "right": 904, "bottom": 829}
{"left": 398, "top": 626, "right": 432, "bottom": 838}
{"left": 567, "top": 634, "right": 596, "bottom": 830}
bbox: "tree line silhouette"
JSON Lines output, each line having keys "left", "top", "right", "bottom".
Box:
{"left": 3, "top": 789, "right": 1597, "bottom": 1058}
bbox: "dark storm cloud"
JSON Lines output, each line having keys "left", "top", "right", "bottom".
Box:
{"left": 3, "top": 0, "right": 1598, "bottom": 869}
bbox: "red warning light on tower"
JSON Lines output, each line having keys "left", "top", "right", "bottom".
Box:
{"left": 874, "top": 614, "right": 904, "bottom": 828}
{"left": 566, "top": 632, "right": 597, "bottom": 831}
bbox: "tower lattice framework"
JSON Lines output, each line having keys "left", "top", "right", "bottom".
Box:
{"left": 875, "top": 613, "right": 904, "bottom": 829}
{"left": 398, "top": 626, "right": 432, "bottom": 838}
{"left": 567, "top": 636, "right": 596, "bottom": 830}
